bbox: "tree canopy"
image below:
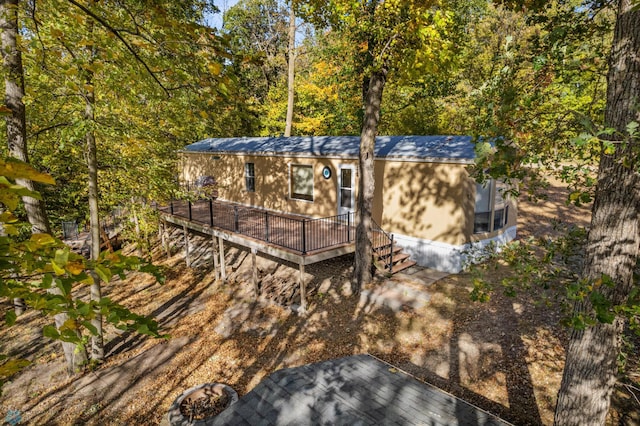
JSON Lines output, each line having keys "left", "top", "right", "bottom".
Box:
{"left": 1, "top": 0, "right": 638, "bottom": 424}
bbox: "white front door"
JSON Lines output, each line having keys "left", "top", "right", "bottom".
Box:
{"left": 338, "top": 165, "right": 355, "bottom": 216}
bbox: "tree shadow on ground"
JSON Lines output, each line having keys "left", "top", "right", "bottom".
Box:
{"left": 3, "top": 229, "right": 567, "bottom": 425}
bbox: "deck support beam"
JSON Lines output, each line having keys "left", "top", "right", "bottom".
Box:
{"left": 183, "top": 225, "right": 190, "bottom": 268}
{"left": 218, "top": 237, "right": 226, "bottom": 280}
{"left": 299, "top": 263, "right": 306, "bottom": 313}
{"left": 251, "top": 248, "right": 259, "bottom": 299}
{"left": 212, "top": 234, "right": 219, "bottom": 280}
{"left": 161, "top": 221, "right": 170, "bottom": 257}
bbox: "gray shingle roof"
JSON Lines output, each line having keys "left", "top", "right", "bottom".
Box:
{"left": 183, "top": 135, "right": 477, "bottom": 163}
{"left": 209, "top": 354, "right": 510, "bottom": 425}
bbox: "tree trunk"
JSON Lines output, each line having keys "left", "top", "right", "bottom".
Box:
{"left": 554, "top": 2, "right": 640, "bottom": 424}
{"left": 284, "top": 2, "right": 295, "bottom": 137}
{"left": 86, "top": 78, "right": 104, "bottom": 362}
{"left": 353, "top": 68, "right": 387, "bottom": 294}
{"left": 0, "top": 0, "right": 50, "bottom": 235}
{"left": 1, "top": 0, "right": 87, "bottom": 373}
{"left": 83, "top": 12, "right": 103, "bottom": 361}
{"left": 131, "top": 197, "right": 143, "bottom": 256}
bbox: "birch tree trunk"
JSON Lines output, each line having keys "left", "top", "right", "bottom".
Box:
{"left": 82, "top": 6, "right": 103, "bottom": 361}
{"left": 284, "top": 1, "right": 295, "bottom": 137}
{"left": 0, "top": 0, "right": 50, "bottom": 236}
{"left": 1, "top": 0, "right": 87, "bottom": 374}
{"left": 353, "top": 68, "right": 387, "bottom": 294}
{"left": 553, "top": 1, "right": 640, "bottom": 424}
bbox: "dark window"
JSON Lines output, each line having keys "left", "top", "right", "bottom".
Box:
{"left": 474, "top": 212, "right": 492, "bottom": 233}
{"left": 245, "top": 163, "right": 255, "bottom": 192}
{"left": 493, "top": 208, "right": 505, "bottom": 231}
{"left": 340, "top": 168, "right": 353, "bottom": 209}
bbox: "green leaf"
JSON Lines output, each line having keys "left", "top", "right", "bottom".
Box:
{"left": 80, "top": 320, "right": 98, "bottom": 336}
{"left": 54, "top": 249, "right": 69, "bottom": 267}
{"left": 0, "top": 357, "right": 31, "bottom": 379}
{"left": 42, "top": 325, "right": 60, "bottom": 339}
{"left": 77, "top": 302, "right": 91, "bottom": 317}
{"left": 5, "top": 310, "right": 17, "bottom": 326}
{"left": 94, "top": 264, "right": 112, "bottom": 283}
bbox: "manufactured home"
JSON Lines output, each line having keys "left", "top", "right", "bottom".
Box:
{"left": 178, "top": 135, "right": 517, "bottom": 273}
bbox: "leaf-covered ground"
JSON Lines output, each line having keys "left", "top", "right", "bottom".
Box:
{"left": 1, "top": 179, "right": 638, "bottom": 425}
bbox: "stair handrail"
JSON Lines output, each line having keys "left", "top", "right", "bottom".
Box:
{"left": 371, "top": 219, "right": 394, "bottom": 272}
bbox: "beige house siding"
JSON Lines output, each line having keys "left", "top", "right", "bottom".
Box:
{"left": 374, "top": 160, "right": 474, "bottom": 246}
{"left": 180, "top": 152, "right": 355, "bottom": 218}
{"left": 179, "top": 152, "right": 516, "bottom": 247}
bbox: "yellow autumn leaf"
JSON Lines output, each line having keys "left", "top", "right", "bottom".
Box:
{"left": 51, "top": 261, "right": 65, "bottom": 276}
{"left": 66, "top": 262, "right": 85, "bottom": 275}
{"left": 30, "top": 233, "right": 56, "bottom": 246}
{"left": 208, "top": 62, "right": 222, "bottom": 76}
{"left": 61, "top": 318, "right": 77, "bottom": 330}
{"left": 0, "top": 158, "right": 56, "bottom": 184}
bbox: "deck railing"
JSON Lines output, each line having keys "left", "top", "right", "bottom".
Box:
{"left": 372, "top": 219, "right": 394, "bottom": 271}
{"left": 160, "top": 199, "right": 354, "bottom": 254}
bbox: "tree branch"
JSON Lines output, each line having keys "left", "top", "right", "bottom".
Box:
{"left": 28, "top": 122, "right": 72, "bottom": 139}
{"left": 65, "top": 0, "right": 170, "bottom": 96}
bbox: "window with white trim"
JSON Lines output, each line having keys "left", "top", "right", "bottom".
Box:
{"left": 290, "top": 164, "right": 313, "bottom": 201}
{"left": 474, "top": 180, "right": 509, "bottom": 233}
{"left": 245, "top": 163, "right": 255, "bottom": 192}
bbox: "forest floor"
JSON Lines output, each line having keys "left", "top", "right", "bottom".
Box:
{"left": 1, "top": 178, "right": 639, "bottom": 425}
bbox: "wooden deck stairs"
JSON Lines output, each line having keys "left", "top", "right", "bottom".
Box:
{"left": 371, "top": 222, "right": 416, "bottom": 275}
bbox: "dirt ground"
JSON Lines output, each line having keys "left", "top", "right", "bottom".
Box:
{"left": 1, "top": 178, "right": 639, "bottom": 425}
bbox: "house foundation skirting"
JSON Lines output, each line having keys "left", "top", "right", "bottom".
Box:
{"left": 394, "top": 226, "right": 517, "bottom": 273}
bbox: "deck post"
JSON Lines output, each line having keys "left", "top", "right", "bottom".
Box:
{"left": 183, "top": 225, "right": 191, "bottom": 268}
{"left": 161, "top": 221, "right": 169, "bottom": 257}
{"left": 212, "top": 234, "right": 219, "bottom": 280}
{"left": 188, "top": 200, "right": 193, "bottom": 221}
{"left": 218, "top": 237, "right": 227, "bottom": 280}
{"left": 265, "top": 211, "right": 270, "bottom": 242}
{"left": 389, "top": 235, "right": 394, "bottom": 271}
{"left": 209, "top": 199, "right": 214, "bottom": 226}
{"left": 301, "top": 220, "right": 307, "bottom": 254}
{"left": 170, "top": 200, "right": 174, "bottom": 215}
{"left": 251, "top": 248, "right": 259, "bottom": 299}
{"left": 299, "top": 262, "right": 306, "bottom": 313}
{"left": 347, "top": 213, "right": 351, "bottom": 242}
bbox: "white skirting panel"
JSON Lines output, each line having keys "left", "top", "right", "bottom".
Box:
{"left": 393, "top": 226, "right": 517, "bottom": 273}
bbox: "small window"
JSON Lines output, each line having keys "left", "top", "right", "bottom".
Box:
{"left": 245, "top": 163, "right": 255, "bottom": 192}
{"left": 473, "top": 181, "right": 492, "bottom": 233}
{"left": 473, "top": 179, "right": 510, "bottom": 234}
{"left": 493, "top": 181, "right": 508, "bottom": 230}
{"left": 290, "top": 164, "right": 313, "bottom": 201}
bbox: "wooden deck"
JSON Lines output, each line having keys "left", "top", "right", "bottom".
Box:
{"left": 158, "top": 199, "right": 363, "bottom": 311}
{"left": 158, "top": 199, "right": 357, "bottom": 266}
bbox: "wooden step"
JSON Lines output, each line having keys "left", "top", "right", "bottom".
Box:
{"left": 391, "top": 260, "right": 417, "bottom": 274}
{"left": 375, "top": 252, "right": 410, "bottom": 267}
{"left": 374, "top": 245, "right": 402, "bottom": 258}
{"left": 388, "top": 253, "right": 410, "bottom": 264}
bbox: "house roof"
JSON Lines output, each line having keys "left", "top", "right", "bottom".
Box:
{"left": 182, "top": 135, "right": 477, "bottom": 163}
